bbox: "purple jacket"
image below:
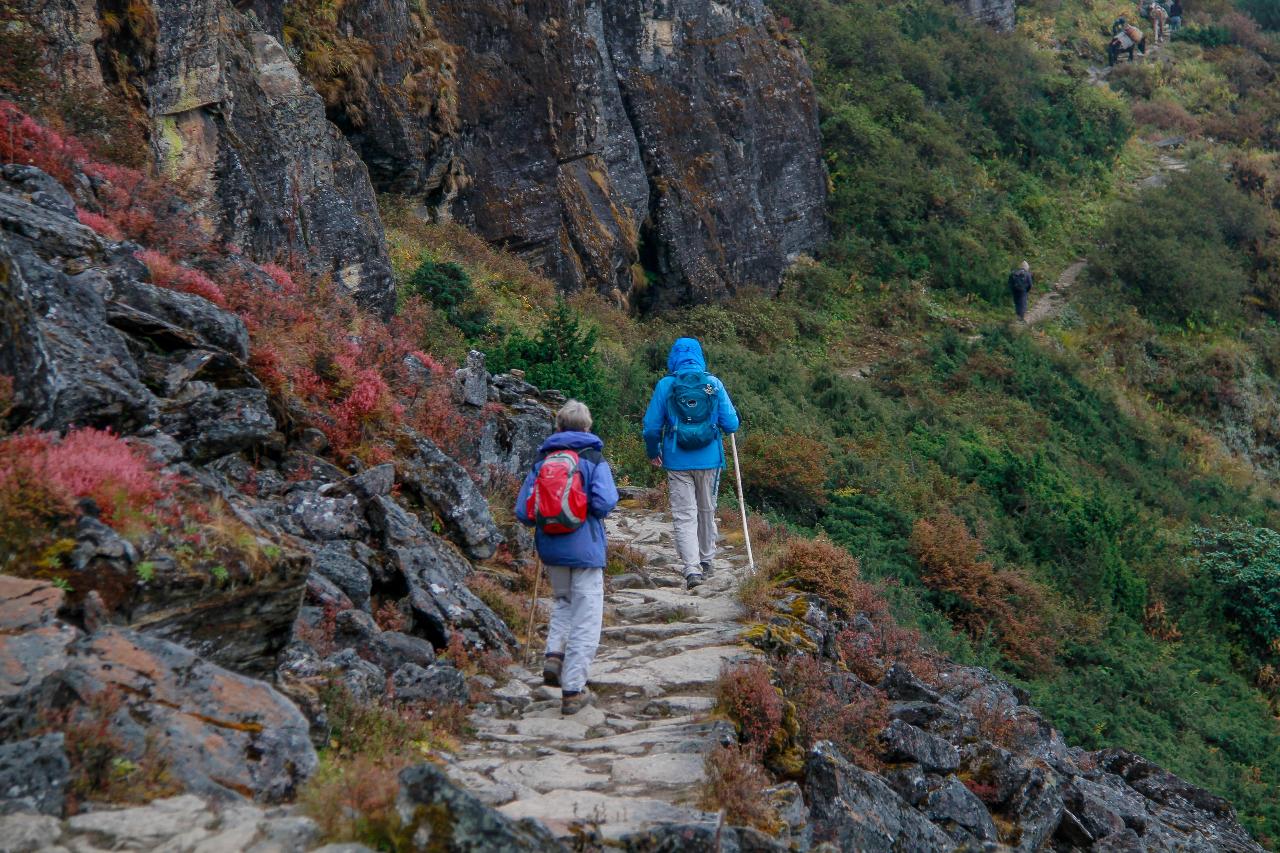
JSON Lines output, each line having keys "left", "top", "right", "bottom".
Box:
{"left": 514, "top": 431, "right": 619, "bottom": 568}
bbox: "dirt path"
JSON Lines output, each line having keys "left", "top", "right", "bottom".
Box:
{"left": 1026, "top": 259, "right": 1087, "bottom": 326}
{"left": 445, "top": 503, "right": 757, "bottom": 841}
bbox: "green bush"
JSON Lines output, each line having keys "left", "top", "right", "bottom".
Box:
{"left": 1172, "top": 23, "right": 1235, "bottom": 47}
{"left": 1192, "top": 520, "right": 1280, "bottom": 651}
{"left": 1240, "top": 0, "right": 1280, "bottom": 30}
{"left": 405, "top": 258, "right": 491, "bottom": 338}
{"left": 1090, "top": 165, "right": 1269, "bottom": 325}
{"left": 486, "top": 300, "right": 612, "bottom": 416}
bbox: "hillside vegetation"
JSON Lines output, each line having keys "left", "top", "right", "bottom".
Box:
{"left": 382, "top": 0, "right": 1280, "bottom": 842}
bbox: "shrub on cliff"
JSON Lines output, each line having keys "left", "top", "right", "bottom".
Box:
{"left": 486, "top": 299, "right": 612, "bottom": 414}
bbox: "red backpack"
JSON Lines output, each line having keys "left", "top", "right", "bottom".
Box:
{"left": 527, "top": 449, "right": 594, "bottom": 534}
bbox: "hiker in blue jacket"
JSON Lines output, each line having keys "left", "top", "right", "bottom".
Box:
{"left": 515, "top": 400, "right": 619, "bottom": 715}
{"left": 642, "top": 338, "right": 740, "bottom": 590}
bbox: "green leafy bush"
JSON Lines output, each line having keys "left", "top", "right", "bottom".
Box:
{"left": 405, "top": 257, "right": 491, "bottom": 338}
{"left": 1192, "top": 521, "right": 1280, "bottom": 651}
{"left": 1090, "top": 165, "right": 1269, "bottom": 325}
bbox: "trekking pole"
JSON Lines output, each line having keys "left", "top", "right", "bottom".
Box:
{"left": 524, "top": 555, "right": 543, "bottom": 670}
{"left": 729, "top": 433, "right": 755, "bottom": 570}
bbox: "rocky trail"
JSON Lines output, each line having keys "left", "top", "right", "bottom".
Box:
{"left": 446, "top": 502, "right": 760, "bottom": 842}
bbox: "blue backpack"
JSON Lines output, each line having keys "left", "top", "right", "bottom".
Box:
{"left": 666, "top": 371, "right": 720, "bottom": 450}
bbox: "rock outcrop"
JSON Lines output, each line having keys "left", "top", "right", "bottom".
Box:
{"left": 952, "top": 0, "right": 1017, "bottom": 31}
{"left": 276, "top": 0, "right": 827, "bottom": 307}
{"left": 21, "top": 0, "right": 396, "bottom": 315}
{"left": 0, "top": 577, "right": 317, "bottom": 803}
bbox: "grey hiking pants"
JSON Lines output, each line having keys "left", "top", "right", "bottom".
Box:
{"left": 544, "top": 565, "right": 603, "bottom": 694}
{"left": 668, "top": 468, "right": 720, "bottom": 577}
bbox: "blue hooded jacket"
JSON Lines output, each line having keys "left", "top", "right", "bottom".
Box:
{"left": 642, "top": 338, "right": 740, "bottom": 471}
{"left": 514, "top": 431, "right": 619, "bottom": 568}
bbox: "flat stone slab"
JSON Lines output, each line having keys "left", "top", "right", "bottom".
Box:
{"left": 499, "top": 790, "right": 716, "bottom": 839}
{"left": 512, "top": 716, "right": 591, "bottom": 740}
{"left": 491, "top": 754, "right": 611, "bottom": 793}
{"left": 644, "top": 695, "right": 717, "bottom": 716}
{"left": 610, "top": 752, "right": 707, "bottom": 787}
{"left": 590, "top": 645, "right": 754, "bottom": 693}
{"left": 564, "top": 718, "right": 733, "bottom": 755}
{"left": 67, "top": 795, "right": 216, "bottom": 846}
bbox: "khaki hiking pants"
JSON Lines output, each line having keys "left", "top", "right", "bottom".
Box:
{"left": 668, "top": 468, "right": 720, "bottom": 577}
{"left": 544, "top": 565, "right": 603, "bottom": 694}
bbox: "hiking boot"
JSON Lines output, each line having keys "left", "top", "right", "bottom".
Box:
{"left": 686, "top": 572, "right": 704, "bottom": 590}
{"left": 543, "top": 655, "right": 563, "bottom": 688}
{"left": 699, "top": 560, "right": 714, "bottom": 577}
{"left": 561, "top": 688, "right": 593, "bottom": 715}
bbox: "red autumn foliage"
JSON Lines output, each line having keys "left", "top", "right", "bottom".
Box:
{"left": 910, "top": 511, "right": 1058, "bottom": 674}
{"left": 778, "top": 654, "right": 889, "bottom": 769}
{"left": 836, "top": 620, "right": 938, "bottom": 685}
{"left": 0, "top": 428, "right": 171, "bottom": 527}
{"left": 3, "top": 101, "right": 474, "bottom": 466}
{"left": 716, "top": 658, "right": 784, "bottom": 751}
{"left": 137, "top": 250, "right": 227, "bottom": 306}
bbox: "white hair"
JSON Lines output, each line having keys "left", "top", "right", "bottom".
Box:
{"left": 556, "top": 399, "right": 593, "bottom": 432}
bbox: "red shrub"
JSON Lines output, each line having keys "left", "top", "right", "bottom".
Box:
{"left": 0, "top": 428, "right": 170, "bottom": 527}
{"left": 837, "top": 621, "right": 937, "bottom": 685}
{"left": 0, "top": 100, "right": 89, "bottom": 185}
{"left": 778, "top": 654, "right": 888, "bottom": 768}
{"left": 716, "top": 659, "right": 784, "bottom": 751}
{"left": 768, "top": 535, "right": 883, "bottom": 617}
{"left": 137, "top": 250, "right": 226, "bottom": 306}
{"left": 77, "top": 210, "right": 123, "bottom": 240}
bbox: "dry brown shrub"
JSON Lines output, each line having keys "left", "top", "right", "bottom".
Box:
{"left": 837, "top": 622, "right": 938, "bottom": 685}
{"left": 698, "top": 745, "right": 780, "bottom": 833}
{"left": 1143, "top": 598, "right": 1183, "bottom": 642}
{"left": 1130, "top": 99, "right": 1201, "bottom": 134}
{"left": 736, "top": 567, "right": 779, "bottom": 618}
{"left": 768, "top": 535, "right": 871, "bottom": 613}
{"left": 43, "top": 687, "right": 180, "bottom": 813}
{"left": 910, "top": 511, "right": 1058, "bottom": 674}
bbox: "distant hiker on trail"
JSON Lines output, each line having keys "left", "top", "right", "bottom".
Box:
{"left": 1150, "top": 2, "right": 1169, "bottom": 42}
{"left": 1169, "top": 0, "right": 1183, "bottom": 29}
{"left": 515, "top": 400, "right": 619, "bottom": 716}
{"left": 1009, "top": 260, "right": 1033, "bottom": 322}
{"left": 1112, "top": 15, "right": 1128, "bottom": 34}
{"left": 642, "top": 338, "right": 740, "bottom": 591}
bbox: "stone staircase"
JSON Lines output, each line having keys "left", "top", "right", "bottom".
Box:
{"left": 444, "top": 503, "right": 759, "bottom": 840}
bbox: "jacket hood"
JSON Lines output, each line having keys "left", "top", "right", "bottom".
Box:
{"left": 538, "top": 431, "right": 604, "bottom": 454}
{"left": 667, "top": 337, "right": 706, "bottom": 374}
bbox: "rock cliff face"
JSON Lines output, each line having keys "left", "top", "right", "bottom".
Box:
{"left": 953, "top": 0, "right": 1017, "bottom": 31}
{"left": 23, "top": 0, "right": 397, "bottom": 315}
{"left": 276, "top": 0, "right": 827, "bottom": 307}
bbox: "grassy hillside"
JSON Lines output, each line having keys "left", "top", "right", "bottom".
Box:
{"left": 381, "top": 0, "right": 1280, "bottom": 841}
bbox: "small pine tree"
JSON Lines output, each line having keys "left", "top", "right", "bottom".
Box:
{"left": 487, "top": 300, "right": 613, "bottom": 416}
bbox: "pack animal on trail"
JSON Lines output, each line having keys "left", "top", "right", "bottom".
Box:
{"left": 1109, "top": 24, "right": 1147, "bottom": 65}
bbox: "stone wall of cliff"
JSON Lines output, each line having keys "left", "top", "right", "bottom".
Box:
{"left": 23, "top": 0, "right": 398, "bottom": 315}
{"left": 953, "top": 0, "right": 1017, "bottom": 31}
{"left": 276, "top": 0, "right": 829, "bottom": 308}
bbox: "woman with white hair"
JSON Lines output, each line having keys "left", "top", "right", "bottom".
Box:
{"left": 514, "top": 399, "right": 619, "bottom": 715}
